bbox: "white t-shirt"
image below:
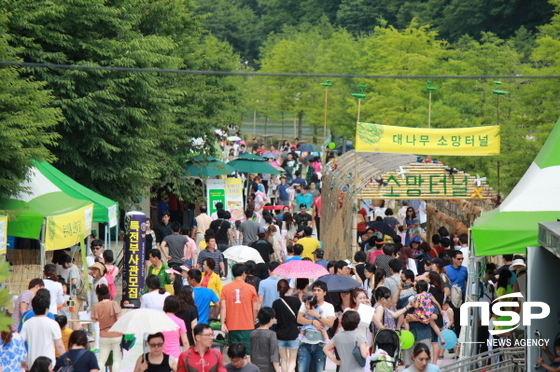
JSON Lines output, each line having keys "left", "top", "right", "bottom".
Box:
{"left": 418, "top": 200, "right": 427, "bottom": 224}
{"left": 43, "top": 278, "right": 64, "bottom": 315}
{"left": 21, "top": 316, "right": 62, "bottom": 368}
{"left": 298, "top": 300, "right": 335, "bottom": 344}
{"left": 141, "top": 291, "right": 171, "bottom": 311}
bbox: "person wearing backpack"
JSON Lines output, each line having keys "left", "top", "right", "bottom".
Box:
{"left": 102, "top": 250, "right": 118, "bottom": 301}
{"left": 54, "top": 330, "right": 99, "bottom": 372}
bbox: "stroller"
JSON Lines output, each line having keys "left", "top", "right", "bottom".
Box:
{"left": 370, "top": 329, "right": 401, "bottom": 372}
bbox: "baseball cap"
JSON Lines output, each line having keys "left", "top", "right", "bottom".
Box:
{"left": 299, "top": 203, "right": 307, "bottom": 209}
{"left": 431, "top": 257, "right": 443, "bottom": 266}
{"left": 312, "top": 248, "right": 324, "bottom": 257}
{"left": 412, "top": 236, "right": 422, "bottom": 243}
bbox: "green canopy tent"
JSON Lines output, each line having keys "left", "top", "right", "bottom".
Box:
{"left": 33, "top": 161, "right": 119, "bottom": 251}
{"left": 471, "top": 117, "right": 560, "bottom": 256}
{"left": 0, "top": 166, "right": 94, "bottom": 267}
{"left": 183, "top": 156, "right": 235, "bottom": 178}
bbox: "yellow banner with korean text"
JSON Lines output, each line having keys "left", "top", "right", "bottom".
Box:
{"left": 45, "top": 204, "right": 93, "bottom": 251}
{"left": 356, "top": 123, "right": 500, "bottom": 156}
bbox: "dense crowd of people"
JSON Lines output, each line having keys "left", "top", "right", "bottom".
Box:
{"left": 1, "top": 137, "right": 526, "bottom": 372}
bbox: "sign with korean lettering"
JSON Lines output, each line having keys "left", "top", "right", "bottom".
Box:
{"left": 44, "top": 204, "right": 93, "bottom": 251}
{"left": 358, "top": 164, "right": 493, "bottom": 200}
{"left": 121, "top": 211, "right": 146, "bottom": 309}
{"left": 356, "top": 123, "right": 500, "bottom": 156}
{"left": 225, "top": 178, "right": 244, "bottom": 220}
{"left": 206, "top": 179, "right": 226, "bottom": 216}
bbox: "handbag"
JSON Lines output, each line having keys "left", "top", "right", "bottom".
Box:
{"left": 352, "top": 339, "right": 366, "bottom": 367}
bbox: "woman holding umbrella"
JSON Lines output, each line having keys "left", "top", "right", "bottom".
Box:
{"left": 133, "top": 333, "right": 177, "bottom": 372}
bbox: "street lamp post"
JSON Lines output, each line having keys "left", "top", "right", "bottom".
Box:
{"left": 320, "top": 80, "right": 332, "bottom": 163}
{"left": 350, "top": 85, "right": 367, "bottom": 256}
{"left": 426, "top": 81, "right": 437, "bottom": 128}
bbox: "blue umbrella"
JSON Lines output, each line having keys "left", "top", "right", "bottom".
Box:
{"left": 261, "top": 152, "right": 278, "bottom": 159}
{"left": 317, "top": 274, "right": 361, "bottom": 292}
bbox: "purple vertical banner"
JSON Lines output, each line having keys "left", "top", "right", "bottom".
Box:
{"left": 121, "top": 211, "right": 146, "bottom": 309}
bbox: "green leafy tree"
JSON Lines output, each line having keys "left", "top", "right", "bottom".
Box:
{"left": 2, "top": 0, "right": 241, "bottom": 208}
{"left": 0, "top": 14, "right": 61, "bottom": 201}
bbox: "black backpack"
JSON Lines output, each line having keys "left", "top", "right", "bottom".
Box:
{"left": 57, "top": 349, "right": 87, "bottom": 372}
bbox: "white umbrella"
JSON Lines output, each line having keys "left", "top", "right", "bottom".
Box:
{"left": 223, "top": 245, "right": 265, "bottom": 264}
{"left": 227, "top": 135, "right": 242, "bottom": 141}
{"left": 109, "top": 308, "right": 179, "bottom": 335}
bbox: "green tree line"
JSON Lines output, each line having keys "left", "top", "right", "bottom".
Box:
{"left": 244, "top": 0, "right": 560, "bottom": 195}
{"left": 0, "top": 0, "right": 242, "bottom": 208}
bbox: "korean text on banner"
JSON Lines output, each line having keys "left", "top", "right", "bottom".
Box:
{"left": 44, "top": 204, "right": 93, "bottom": 251}
{"left": 355, "top": 123, "right": 500, "bottom": 156}
{"left": 0, "top": 216, "right": 7, "bottom": 255}
{"left": 206, "top": 179, "right": 226, "bottom": 216}
{"left": 121, "top": 211, "right": 146, "bottom": 309}
{"left": 225, "top": 178, "right": 244, "bottom": 220}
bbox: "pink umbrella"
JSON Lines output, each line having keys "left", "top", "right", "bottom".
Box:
{"left": 273, "top": 260, "right": 329, "bottom": 279}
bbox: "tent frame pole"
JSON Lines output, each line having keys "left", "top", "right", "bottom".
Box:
{"left": 40, "top": 220, "right": 46, "bottom": 269}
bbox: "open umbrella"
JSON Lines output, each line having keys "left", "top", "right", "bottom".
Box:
{"left": 317, "top": 274, "right": 361, "bottom": 292}
{"left": 223, "top": 245, "right": 265, "bottom": 264}
{"left": 183, "top": 156, "right": 235, "bottom": 178}
{"left": 227, "top": 135, "right": 242, "bottom": 141}
{"left": 298, "top": 143, "right": 321, "bottom": 153}
{"left": 273, "top": 260, "right": 329, "bottom": 279}
{"left": 110, "top": 308, "right": 180, "bottom": 363}
{"left": 228, "top": 157, "right": 280, "bottom": 175}
{"left": 365, "top": 221, "right": 397, "bottom": 239}
{"left": 261, "top": 152, "right": 278, "bottom": 159}
{"left": 110, "top": 308, "right": 179, "bottom": 335}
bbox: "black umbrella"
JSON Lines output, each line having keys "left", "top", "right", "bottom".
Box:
{"left": 317, "top": 274, "right": 361, "bottom": 292}
{"left": 365, "top": 221, "right": 397, "bottom": 239}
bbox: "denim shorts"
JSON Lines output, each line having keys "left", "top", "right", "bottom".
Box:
{"left": 278, "top": 339, "right": 300, "bottom": 349}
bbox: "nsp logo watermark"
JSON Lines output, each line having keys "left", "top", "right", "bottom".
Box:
{"left": 460, "top": 292, "right": 550, "bottom": 336}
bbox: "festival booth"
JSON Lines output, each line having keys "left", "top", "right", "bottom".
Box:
{"left": 467, "top": 118, "right": 560, "bottom": 368}
{"left": 33, "top": 161, "right": 119, "bottom": 251}
{"left": 0, "top": 166, "right": 94, "bottom": 269}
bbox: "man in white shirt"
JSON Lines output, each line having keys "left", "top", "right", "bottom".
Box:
{"left": 21, "top": 291, "right": 65, "bottom": 369}
{"left": 296, "top": 280, "right": 335, "bottom": 372}
{"left": 86, "top": 239, "right": 105, "bottom": 267}
{"left": 42, "top": 264, "right": 64, "bottom": 315}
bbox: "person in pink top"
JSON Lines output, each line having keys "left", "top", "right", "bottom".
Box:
{"left": 161, "top": 296, "right": 188, "bottom": 358}
{"left": 367, "top": 237, "right": 386, "bottom": 264}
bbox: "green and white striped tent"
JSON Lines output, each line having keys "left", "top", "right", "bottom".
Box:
{"left": 472, "top": 117, "right": 560, "bottom": 256}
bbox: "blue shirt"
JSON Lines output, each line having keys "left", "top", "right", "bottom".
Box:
{"left": 295, "top": 193, "right": 314, "bottom": 209}
{"left": 258, "top": 276, "right": 282, "bottom": 308}
{"left": 445, "top": 264, "right": 468, "bottom": 293}
{"left": 292, "top": 177, "right": 307, "bottom": 187}
{"left": 285, "top": 256, "right": 302, "bottom": 263}
{"left": 315, "top": 259, "right": 329, "bottom": 269}
{"left": 277, "top": 184, "right": 290, "bottom": 201}
{"left": 193, "top": 286, "right": 219, "bottom": 325}
{"left": 19, "top": 310, "right": 55, "bottom": 331}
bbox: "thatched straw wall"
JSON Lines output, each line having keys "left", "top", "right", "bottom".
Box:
{"left": 321, "top": 151, "right": 416, "bottom": 260}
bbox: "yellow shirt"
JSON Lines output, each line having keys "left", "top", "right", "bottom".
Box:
{"left": 298, "top": 237, "right": 321, "bottom": 260}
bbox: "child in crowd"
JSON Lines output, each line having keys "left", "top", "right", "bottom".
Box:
{"left": 442, "top": 299, "right": 454, "bottom": 330}
{"left": 403, "top": 280, "right": 446, "bottom": 345}
{"left": 54, "top": 315, "right": 73, "bottom": 357}
{"left": 297, "top": 296, "right": 328, "bottom": 341}
{"left": 537, "top": 338, "right": 560, "bottom": 372}
{"left": 250, "top": 307, "right": 281, "bottom": 372}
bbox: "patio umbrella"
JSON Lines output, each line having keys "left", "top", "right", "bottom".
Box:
{"left": 273, "top": 260, "right": 329, "bottom": 279}
{"left": 365, "top": 221, "right": 398, "bottom": 239}
{"left": 317, "top": 274, "right": 361, "bottom": 292}
{"left": 261, "top": 152, "right": 278, "bottom": 159}
{"left": 183, "top": 156, "right": 235, "bottom": 178}
{"left": 228, "top": 158, "right": 280, "bottom": 175}
{"left": 110, "top": 308, "right": 179, "bottom": 335}
{"left": 223, "top": 245, "right": 265, "bottom": 264}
